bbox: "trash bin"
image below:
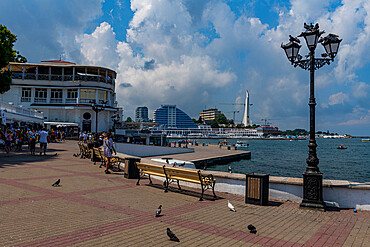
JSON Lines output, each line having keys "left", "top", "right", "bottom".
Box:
{"left": 245, "top": 173, "right": 269, "bottom": 205}
{"left": 124, "top": 158, "right": 141, "bottom": 179}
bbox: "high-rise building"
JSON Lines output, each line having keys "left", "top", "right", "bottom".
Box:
{"left": 242, "top": 90, "right": 250, "bottom": 126}
{"left": 153, "top": 105, "right": 197, "bottom": 129}
{"left": 135, "top": 106, "right": 149, "bottom": 122}
{"left": 199, "top": 108, "right": 221, "bottom": 123}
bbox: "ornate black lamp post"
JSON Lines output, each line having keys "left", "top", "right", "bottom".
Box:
{"left": 111, "top": 113, "right": 120, "bottom": 135}
{"left": 281, "top": 23, "right": 342, "bottom": 210}
{"left": 90, "top": 100, "right": 107, "bottom": 133}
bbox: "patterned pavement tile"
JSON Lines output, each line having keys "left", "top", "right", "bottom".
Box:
{"left": 0, "top": 140, "right": 369, "bottom": 247}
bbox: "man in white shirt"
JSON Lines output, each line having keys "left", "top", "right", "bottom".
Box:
{"left": 39, "top": 127, "right": 49, "bottom": 155}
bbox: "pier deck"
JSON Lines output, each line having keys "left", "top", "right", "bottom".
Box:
{"left": 143, "top": 145, "right": 251, "bottom": 168}
{"left": 0, "top": 140, "right": 369, "bottom": 246}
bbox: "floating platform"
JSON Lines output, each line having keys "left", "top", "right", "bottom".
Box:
{"left": 142, "top": 145, "right": 251, "bottom": 169}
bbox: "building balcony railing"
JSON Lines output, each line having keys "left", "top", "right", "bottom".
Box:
{"left": 50, "top": 98, "right": 63, "bottom": 103}
{"left": 34, "top": 98, "right": 47, "bottom": 103}
{"left": 65, "top": 98, "right": 77, "bottom": 104}
{"left": 38, "top": 74, "right": 49, "bottom": 80}
{"left": 21, "top": 97, "right": 31, "bottom": 102}
{"left": 11, "top": 73, "right": 113, "bottom": 84}
{"left": 80, "top": 99, "right": 94, "bottom": 103}
{"left": 0, "top": 102, "right": 43, "bottom": 119}
{"left": 24, "top": 73, "right": 36, "bottom": 80}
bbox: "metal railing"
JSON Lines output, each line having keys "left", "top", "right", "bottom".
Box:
{"left": 21, "top": 97, "right": 31, "bottom": 102}
{"left": 66, "top": 98, "right": 77, "bottom": 103}
{"left": 11, "top": 73, "right": 113, "bottom": 84}
{"left": 34, "top": 98, "right": 47, "bottom": 103}
{"left": 0, "top": 102, "right": 43, "bottom": 119}
{"left": 50, "top": 98, "right": 63, "bottom": 103}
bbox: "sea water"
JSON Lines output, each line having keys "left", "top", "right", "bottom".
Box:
{"left": 183, "top": 138, "right": 369, "bottom": 183}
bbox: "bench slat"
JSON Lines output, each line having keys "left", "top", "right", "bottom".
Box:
{"left": 139, "top": 171, "right": 166, "bottom": 177}
{"left": 136, "top": 162, "right": 216, "bottom": 200}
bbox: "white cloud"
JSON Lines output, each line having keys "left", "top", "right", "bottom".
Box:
{"left": 328, "top": 92, "right": 349, "bottom": 105}
{"left": 352, "top": 82, "right": 370, "bottom": 98}
{"left": 339, "top": 108, "right": 370, "bottom": 125}
{"left": 0, "top": 0, "right": 104, "bottom": 63}
{"left": 76, "top": 22, "right": 119, "bottom": 69}
{"left": 1, "top": 0, "right": 369, "bottom": 134}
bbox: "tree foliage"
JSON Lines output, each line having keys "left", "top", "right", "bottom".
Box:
{"left": 125, "top": 117, "right": 133, "bottom": 122}
{"left": 282, "top": 129, "right": 308, "bottom": 136}
{"left": 216, "top": 114, "right": 228, "bottom": 124}
{"left": 0, "top": 25, "right": 27, "bottom": 94}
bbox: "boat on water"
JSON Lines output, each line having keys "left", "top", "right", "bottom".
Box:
{"left": 219, "top": 140, "right": 231, "bottom": 146}
{"left": 235, "top": 140, "right": 249, "bottom": 149}
{"left": 337, "top": 144, "right": 348, "bottom": 149}
{"left": 361, "top": 139, "right": 370, "bottom": 142}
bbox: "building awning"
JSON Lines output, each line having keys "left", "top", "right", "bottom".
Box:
{"left": 44, "top": 121, "right": 79, "bottom": 127}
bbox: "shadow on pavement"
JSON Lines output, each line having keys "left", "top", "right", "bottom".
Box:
{"left": 144, "top": 182, "right": 223, "bottom": 201}
{"left": 0, "top": 146, "right": 68, "bottom": 168}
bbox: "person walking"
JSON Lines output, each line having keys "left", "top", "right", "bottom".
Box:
{"left": 39, "top": 127, "right": 49, "bottom": 155}
{"left": 103, "top": 132, "right": 116, "bottom": 174}
{"left": 29, "top": 135, "right": 36, "bottom": 155}
{"left": 4, "top": 129, "right": 12, "bottom": 156}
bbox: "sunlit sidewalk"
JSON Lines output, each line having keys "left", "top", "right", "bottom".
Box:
{"left": 0, "top": 140, "right": 369, "bottom": 246}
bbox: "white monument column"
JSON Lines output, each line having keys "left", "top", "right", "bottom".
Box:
{"left": 242, "top": 90, "right": 250, "bottom": 126}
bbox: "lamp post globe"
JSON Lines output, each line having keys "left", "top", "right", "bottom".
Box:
{"left": 281, "top": 23, "right": 341, "bottom": 210}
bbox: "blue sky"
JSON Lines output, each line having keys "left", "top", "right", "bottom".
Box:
{"left": 1, "top": 0, "right": 369, "bottom": 136}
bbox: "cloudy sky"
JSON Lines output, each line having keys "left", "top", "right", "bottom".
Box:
{"left": 1, "top": 0, "right": 369, "bottom": 135}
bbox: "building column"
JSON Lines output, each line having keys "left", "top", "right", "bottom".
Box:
{"left": 46, "top": 88, "right": 51, "bottom": 104}
{"left": 62, "top": 89, "right": 66, "bottom": 104}
{"left": 77, "top": 88, "right": 80, "bottom": 104}
{"left": 72, "top": 67, "right": 75, "bottom": 81}
{"left": 31, "top": 88, "right": 35, "bottom": 103}
{"left": 48, "top": 66, "right": 51, "bottom": 81}
{"left": 62, "top": 67, "right": 64, "bottom": 81}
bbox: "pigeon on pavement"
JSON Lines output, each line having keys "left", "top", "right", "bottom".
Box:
{"left": 248, "top": 224, "right": 257, "bottom": 234}
{"left": 228, "top": 200, "right": 236, "bottom": 212}
{"left": 52, "top": 179, "right": 61, "bottom": 187}
{"left": 156, "top": 205, "right": 162, "bottom": 217}
{"left": 167, "top": 228, "right": 180, "bottom": 242}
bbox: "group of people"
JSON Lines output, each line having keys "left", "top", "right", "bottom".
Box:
{"left": 80, "top": 131, "right": 117, "bottom": 174}
{"left": 1, "top": 127, "right": 118, "bottom": 175}
{"left": 0, "top": 127, "right": 50, "bottom": 156}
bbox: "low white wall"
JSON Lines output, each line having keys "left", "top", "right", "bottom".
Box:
{"left": 115, "top": 143, "right": 194, "bottom": 157}
{"left": 140, "top": 167, "right": 370, "bottom": 211}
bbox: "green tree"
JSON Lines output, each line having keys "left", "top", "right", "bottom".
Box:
{"left": 0, "top": 25, "right": 27, "bottom": 94}
{"left": 209, "top": 120, "right": 219, "bottom": 128}
{"left": 125, "top": 117, "right": 133, "bottom": 122}
{"left": 216, "top": 114, "right": 228, "bottom": 124}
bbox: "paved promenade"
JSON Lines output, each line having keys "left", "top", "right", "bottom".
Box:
{"left": 0, "top": 140, "right": 369, "bottom": 246}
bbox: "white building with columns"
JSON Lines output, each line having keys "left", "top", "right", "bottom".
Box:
{"left": 0, "top": 60, "right": 123, "bottom": 132}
